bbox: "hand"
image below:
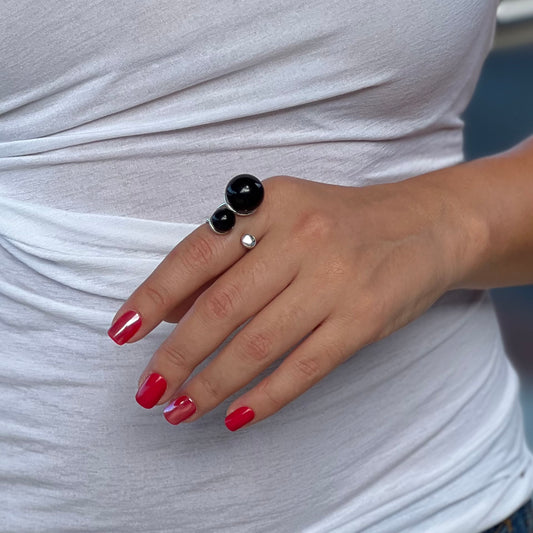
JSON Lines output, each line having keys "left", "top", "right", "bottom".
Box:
{"left": 108, "top": 174, "right": 472, "bottom": 431}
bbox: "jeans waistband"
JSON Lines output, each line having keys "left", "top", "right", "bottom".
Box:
{"left": 482, "top": 499, "right": 533, "bottom": 533}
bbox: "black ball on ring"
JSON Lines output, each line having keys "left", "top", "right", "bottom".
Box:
{"left": 209, "top": 206, "right": 236, "bottom": 233}
{"left": 225, "top": 174, "right": 264, "bottom": 215}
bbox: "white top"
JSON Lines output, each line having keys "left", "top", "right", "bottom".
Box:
{"left": 1, "top": 1, "right": 532, "bottom": 532}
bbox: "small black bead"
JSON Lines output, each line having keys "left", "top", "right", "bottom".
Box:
{"left": 225, "top": 174, "right": 264, "bottom": 215}
{"left": 209, "top": 206, "right": 236, "bottom": 233}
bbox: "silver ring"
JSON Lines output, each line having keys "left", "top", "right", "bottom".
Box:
{"left": 240, "top": 234, "right": 257, "bottom": 249}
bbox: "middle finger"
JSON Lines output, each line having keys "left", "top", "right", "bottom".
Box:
{"left": 136, "top": 229, "right": 300, "bottom": 407}
{"left": 164, "top": 273, "right": 331, "bottom": 425}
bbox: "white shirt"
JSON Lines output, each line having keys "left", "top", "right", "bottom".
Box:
{"left": 1, "top": 1, "right": 532, "bottom": 531}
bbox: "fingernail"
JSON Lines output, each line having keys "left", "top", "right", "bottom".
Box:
{"left": 135, "top": 373, "right": 167, "bottom": 409}
{"left": 225, "top": 406, "right": 255, "bottom": 432}
{"left": 108, "top": 310, "right": 142, "bottom": 345}
{"left": 163, "top": 395, "right": 197, "bottom": 425}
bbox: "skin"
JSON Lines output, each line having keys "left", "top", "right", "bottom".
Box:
{"left": 110, "top": 135, "right": 533, "bottom": 429}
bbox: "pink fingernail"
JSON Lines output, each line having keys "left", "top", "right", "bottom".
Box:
{"left": 108, "top": 310, "right": 142, "bottom": 345}
{"left": 225, "top": 406, "right": 255, "bottom": 431}
{"left": 163, "top": 396, "right": 197, "bottom": 425}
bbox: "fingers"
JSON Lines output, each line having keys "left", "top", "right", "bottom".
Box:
{"left": 107, "top": 176, "right": 283, "bottom": 345}
{"left": 110, "top": 175, "right": 362, "bottom": 431}
{"left": 162, "top": 275, "right": 332, "bottom": 425}
{"left": 107, "top": 218, "right": 265, "bottom": 344}
{"left": 135, "top": 228, "right": 300, "bottom": 407}
{"left": 164, "top": 279, "right": 215, "bottom": 323}
{"left": 222, "top": 317, "right": 360, "bottom": 431}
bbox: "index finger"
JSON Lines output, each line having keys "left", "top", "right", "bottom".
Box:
{"left": 107, "top": 174, "right": 278, "bottom": 345}
{"left": 107, "top": 223, "right": 244, "bottom": 345}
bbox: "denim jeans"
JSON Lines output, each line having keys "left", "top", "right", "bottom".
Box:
{"left": 482, "top": 500, "right": 533, "bottom": 533}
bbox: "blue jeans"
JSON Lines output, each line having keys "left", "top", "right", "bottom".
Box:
{"left": 482, "top": 500, "right": 533, "bottom": 533}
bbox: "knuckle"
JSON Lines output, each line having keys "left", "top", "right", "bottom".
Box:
{"left": 158, "top": 343, "right": 190, "bottom": 372}
{"left": 262, "top": 175, "right": 290, "bottom": 214}
{"left": 143, "top": 284, "right": 172, "bottom": 309}
{"left": 263, "top": 174, "right": 286, "bottom": 185}
{"left": 257, "top": 378, "right": 284, "bottom": 410}
{"left": 292, "top": 355, "right": 323, "bottom": 381}
{"left": 323, "top": 254, "right": 349, "bottom": 281}
{"left": 322, "top": 339, "right": 348, "bottom": 364}
{"left": 262, "top": 175, "right": 311, "bottom": 227}
{"left": 244, "top": 256, "right": 269, "bottom": 286}
{"left": 239, "top": 331, "right": 275, "bottom": 363}
{"left": 279, "top": 301, "right": 308, "bottom": 329}
{"left": 181, "top": 234, "right": 217, "bottom": 273}
{"left": 317, "top": 329, "right": 350, "bottom": 364}
{"left": 262, "top": 174, "right": 291, "bottom": 194}
{"left": 202, "top": 283, "right": 240, "bottom": 321}
{"left": 292, "top": 210, "right": 334, "bottom": 244}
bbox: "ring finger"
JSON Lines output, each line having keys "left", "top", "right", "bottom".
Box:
{"left": 162, "top": 274, "right": 332, "bottom": 425}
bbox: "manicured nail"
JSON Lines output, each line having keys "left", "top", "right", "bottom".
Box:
{"left": 225, "top": 406, "right": 255, "bottom": 431}
{"left": 163, "top": 396, "right": 197, "bottom": 425}
{"left": 135, "top": 373, "right": 167, "bottom": 409}
{"left": 108, "top": 310, "right": 142, "bottom": 345}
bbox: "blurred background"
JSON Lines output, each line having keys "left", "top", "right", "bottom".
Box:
{"left": 462, "top": 0, "right": 533, "bottom": 446}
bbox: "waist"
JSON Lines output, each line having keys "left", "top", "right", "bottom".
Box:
{"left": 0, "top": 129, "right": 464, "bottom": 223}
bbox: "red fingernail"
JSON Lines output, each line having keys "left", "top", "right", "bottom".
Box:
{"left": 225, "top": 406, "right": 255, "bottom": 431}
{"left": 108, "top": 310, "right": 142, "bottom": 345}
{"left": 135, "top": 373, "right": 167, "bottom": 409}
{"left": 163, "top": 396, "right": 197, "bottom": 425}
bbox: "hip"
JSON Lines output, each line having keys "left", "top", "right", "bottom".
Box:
{"left": 483, "top": 499, "right": 533, "bottom": 533}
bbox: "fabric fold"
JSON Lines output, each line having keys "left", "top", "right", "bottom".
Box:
{"left": 0, "top": 195, "right": 198, "bottom": 301}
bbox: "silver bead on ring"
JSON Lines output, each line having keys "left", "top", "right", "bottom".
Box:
{"left": 240, "top": 234, "right": 257, "bottom": 249}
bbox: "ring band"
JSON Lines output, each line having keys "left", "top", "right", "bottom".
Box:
{"left": 206, "top": 174, "right": 264, "bottom": 249}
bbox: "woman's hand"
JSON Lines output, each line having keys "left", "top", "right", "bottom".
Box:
{"left": 107, "top": 174, "right": 481, "bottom": 431}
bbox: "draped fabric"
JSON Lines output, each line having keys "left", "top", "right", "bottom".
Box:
{"left": 1, "top": 1, "right": 532, "bottom": 531}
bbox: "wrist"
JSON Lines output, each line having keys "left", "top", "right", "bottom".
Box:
{"left": 394, "top": 164, "right": 491, "bottom": 292}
